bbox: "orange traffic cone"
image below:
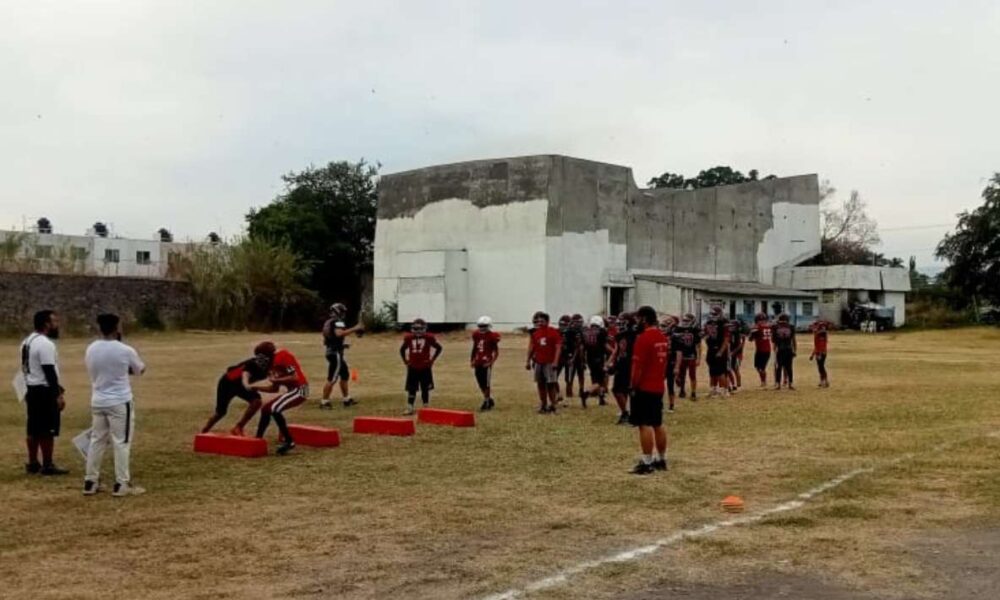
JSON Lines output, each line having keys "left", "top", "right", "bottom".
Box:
{"left": 350, "top": 368, "right": 359, "bottom": 382}
{"left": 721, "top": 495, "right": 745, "bottom": 513}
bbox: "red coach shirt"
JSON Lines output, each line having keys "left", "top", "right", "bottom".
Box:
{"left": 272, "top": 349, "right": 308, "bottom": 388}
{"left": 402, "top": 333, "right": 441, "bottom": 370}
{"left": 530, "top": 326, "right": 562, "bottom": 365}
{"left": 471, "top": 330, "right": 501, "bottom": 366}
{"left": 631, "top": 326, "right": 669, "bottom": 394}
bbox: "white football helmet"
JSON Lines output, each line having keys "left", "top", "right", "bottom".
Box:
{"left": 476, "top": 315, "right": 493, "bottom": 328}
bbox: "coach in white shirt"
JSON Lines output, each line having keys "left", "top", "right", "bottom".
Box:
{"left": 84, "top": 313, "right": 146, "bottom": 497}
{"left": 20, "top": 309, "right": 69, "bottom": 475}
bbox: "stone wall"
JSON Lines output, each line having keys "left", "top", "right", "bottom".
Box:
{"left": 0, "top": 272, "right": 192, "bottom": 333}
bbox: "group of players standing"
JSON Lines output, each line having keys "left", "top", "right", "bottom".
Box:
{"left": 537, "top": 307, "right": 833, "bottom": 424}
{"left": 201, "top": 302, "right": 832, "bottom": 458}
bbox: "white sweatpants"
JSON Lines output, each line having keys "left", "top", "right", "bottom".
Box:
{"left": 85, "top": 402, "right": 134, "bottom": 485}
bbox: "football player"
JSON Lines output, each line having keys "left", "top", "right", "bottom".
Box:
{"left": 471, "top": 316, "right": 501, "bottom": 410}
{"left": 400, "top": 318, "right": 443, "bottom": 415}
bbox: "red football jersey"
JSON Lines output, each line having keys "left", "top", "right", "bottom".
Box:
{"left": 402, "top": 333, "right": 441, "bottom": 370}
{"left": 813, "top": 329, "right": 829, "bottom": 354}
{"left": 748, "top": 325, "right": 773, "bottom": 353}
{"left": 471, "top": 330, "right": 501, "bottom": 366}
{"left": 631, "top": 326, "right": 669, "bottom": 394}
{"left": 272, "top": 349, "right": 308, "bottom": 388}
{"left": 530, "top": 326, "right": 562, "bottom": 365}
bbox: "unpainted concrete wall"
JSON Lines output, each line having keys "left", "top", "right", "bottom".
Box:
{"left": 627, "top": 175, "right": 820, "bottom": 282}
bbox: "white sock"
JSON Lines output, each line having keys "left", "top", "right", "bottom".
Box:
{"left": 642, "top": 454, "right": 653, "bottom": 465}
{"left": 657, "top": 452, "right": 667, "bottom": 461}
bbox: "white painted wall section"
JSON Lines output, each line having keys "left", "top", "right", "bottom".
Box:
{"left": 757, "top": 202, "right": 820, "bottom": 284}
{"left": 545, "top": 230, "right": 626, "bottom": 319}
{"left": 374, "top": 199, "right": 550, "bottom": 328}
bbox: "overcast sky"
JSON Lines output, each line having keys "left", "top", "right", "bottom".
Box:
{"left": 2, "top": 1, "right": 998, "bottom": 269}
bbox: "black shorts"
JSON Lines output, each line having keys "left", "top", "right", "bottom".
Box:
{"left": 405, "top": 367, "right": 434, "bottom": 394}
{"left": 754, "top": 351, "right": 771, "bottom": 371}
{"left": 474, "top": 365, "right": 492, "bottom": 390}
{"left": 612, "top": 364, "right": 631, "bottom": 394}
{"left": 707, "top": 353, "right": 729, "bottom": 377}
{"left": 587, "top": 360, "right": 607, "bottom": 385}
{"left": 25, "top": 385, "right": 60, "bottom": 437}
{"left": 326, "top": 351, "right": 350, "bottom": 383}
{"left": 215, "top": 376, "right": 261, "bottom": 416}
{"left": 628, "top": 390, "right": 664, "bottom": 427}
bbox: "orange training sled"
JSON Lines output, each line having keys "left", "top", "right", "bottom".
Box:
{"left": 353, "top": 416, "right": 416, "bottom": 436}
{"left": 194, "top": 433, "right": 268, "bottom": 458}
{"left": 285, "top": 424, "right": 341, "bottom": 447}
{"left": 417, "top": 407, "right": 476, "bottom": 428}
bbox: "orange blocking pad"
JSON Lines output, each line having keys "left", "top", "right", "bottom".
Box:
{"left": 194, "top": 433, "right": 268, "bottom": 458}
{"left": 286, "top": 424, "right": 341, "bottom": 447}
{"left": 353, "top": 416, "right": 415, "bottom": 436}
{"left": 417, "top": 407, "right": 476, "bottom": 428}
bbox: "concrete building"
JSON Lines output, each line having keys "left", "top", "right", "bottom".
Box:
{"left": 374, "top": 154, "right": 822, "bottom": 329}
{"left": 0, "top": 230, "right": 205, "bottom": 279}
{"left": 774, "top": 265, "right": 911, "bottom": 327}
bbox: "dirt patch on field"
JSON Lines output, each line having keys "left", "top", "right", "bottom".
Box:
{"left": 626, "top": 528, "right": 1000, "bottom": 600}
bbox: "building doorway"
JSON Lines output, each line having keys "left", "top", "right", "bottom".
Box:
{"left": 608, "top": 287, "right": 625, "bottom": 316}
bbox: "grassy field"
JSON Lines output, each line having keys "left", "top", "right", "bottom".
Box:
{"left": 1, "top": 327, "right": 998, "bottom": 599}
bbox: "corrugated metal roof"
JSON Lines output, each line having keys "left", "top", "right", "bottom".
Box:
{"left": 634, "top": 275, "right": 817, "bottom": 298}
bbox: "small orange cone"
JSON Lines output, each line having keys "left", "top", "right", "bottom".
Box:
{"left": 721, "top": 495, "right": 745, "bottom": 513}
{"left": 350, "top": 368, "right": 359, "bottom": 382}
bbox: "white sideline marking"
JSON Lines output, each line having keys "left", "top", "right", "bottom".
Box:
{"left": 481, "top": 434, "right": 995, "bottom": 600}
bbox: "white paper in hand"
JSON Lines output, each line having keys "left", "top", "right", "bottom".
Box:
{"left": 73, "top": 429, "right": 93, "bottom": 460}
{"left": 11, "top": 372, "right": 27, "bottom": 404}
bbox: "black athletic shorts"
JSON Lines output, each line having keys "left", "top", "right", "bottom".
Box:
{"left": 474, "top": 365, "right": 492, "bottom": 391}
{"left": 215, "top": 376, "right": 261, "bottom": 416}
{"left": 405, "top": 367, "right": 434, "bottom": 394}
{"left": 754, "top": 351, "right": 771, "bottom": 371}
{"left": 326, "top": 351, "right": 350, "bottom": 383}
{"left": 707, "top": 353, "right": 729, "bottom": 377}
{"left": 25, "top": 385, "right": 60, "bottom": 437}
{"left": 612, "top": 362, "right": 631, "bottom": 394}
{"left": 588, "top": 360, "right": 606, "bottom": 385}
{"left": 628, "top": 390, "right": 664, "bottom": 427}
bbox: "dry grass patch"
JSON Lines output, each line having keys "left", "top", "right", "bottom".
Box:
{"left": 0, "top": 328, "right": 998, "bottom": 599}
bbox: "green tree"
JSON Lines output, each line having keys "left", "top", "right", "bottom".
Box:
{"left": 246, "top": 160, "right": 378, "bottom": 312}
{"left": 936, "top": 173, "right": 1000, "bottom": 307}
{"left": 181, "top": 237, "right": 320, "bottom": 330}
{"left": 647, "top": 166, "right": 775, "bottom": 189}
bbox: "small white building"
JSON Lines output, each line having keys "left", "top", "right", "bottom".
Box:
{"left": 774, "top": 265, "right": 911, "bottom": 326}
{"left": 0, "top": 229, "right": 205, "bottom": 279}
